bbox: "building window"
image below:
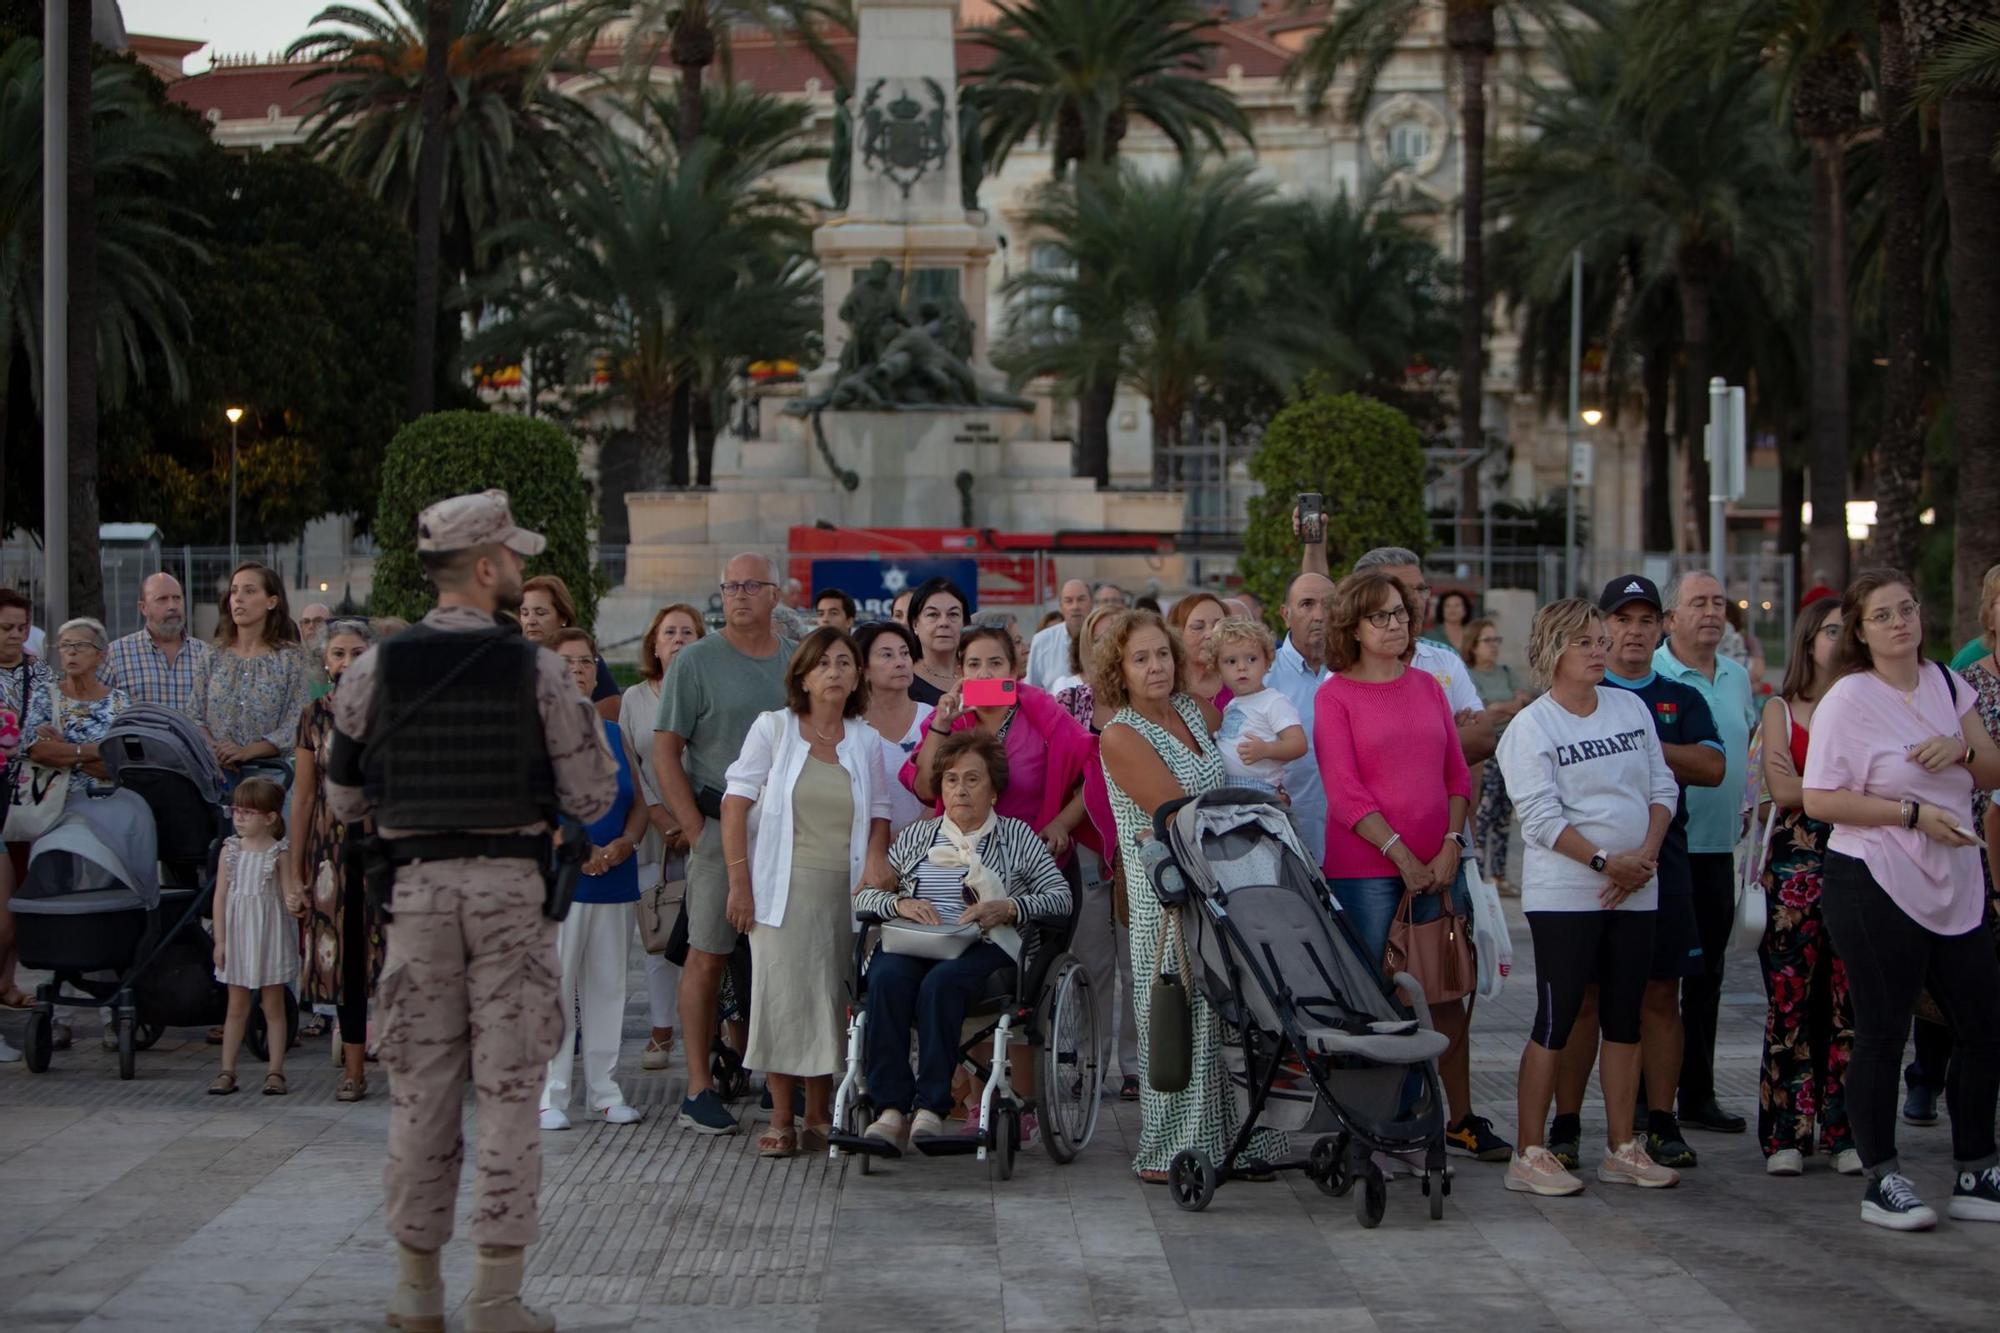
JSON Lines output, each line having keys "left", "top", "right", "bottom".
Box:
{"left": 1387, "top": 119, "right": 1432, "bottom": 168}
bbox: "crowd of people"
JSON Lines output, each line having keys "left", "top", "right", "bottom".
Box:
{"left": 3, "top": 531, "right": 1999, "bottom": 1240}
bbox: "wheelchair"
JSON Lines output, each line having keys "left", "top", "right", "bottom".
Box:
{"left": 827, "top": 878, "right": 1104, "bottom": 1179}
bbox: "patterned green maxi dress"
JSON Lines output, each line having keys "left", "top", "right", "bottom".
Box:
{"left": 1107, "top": 693, "right": 1290, "bottom": 1177}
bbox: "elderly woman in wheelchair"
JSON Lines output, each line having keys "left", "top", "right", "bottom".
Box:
{"left": 839, "top": 730, "right": 1101, "bottom": 1168}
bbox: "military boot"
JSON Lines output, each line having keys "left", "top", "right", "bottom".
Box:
{"left": 385, "top": 1242, "right": 445, "bottom": 1332}
{"left": 464, "top": 1245, "right": 556, "bottom": 1332}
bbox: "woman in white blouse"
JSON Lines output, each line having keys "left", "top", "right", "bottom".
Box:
{"left": 856, "top": 620, "right": 934, "bottom": 834}
{"left": 721, "top": 629, "right": 894, "bottom": 1158}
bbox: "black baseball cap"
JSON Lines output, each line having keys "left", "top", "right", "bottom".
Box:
{"left": 1598, "top": 574, "right": 1662, "bottom": 614}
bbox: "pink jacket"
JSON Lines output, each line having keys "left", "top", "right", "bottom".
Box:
{"left": 900, "top": 683, "right": 1098, "bottom": 865}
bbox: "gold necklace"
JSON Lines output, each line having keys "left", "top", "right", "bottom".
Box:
{"left": 809, "top": 717, "right": 843, "bottom": 745}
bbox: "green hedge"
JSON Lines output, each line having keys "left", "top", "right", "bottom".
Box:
{"left": 1238, "top": 389, "right": 1428, "bottom": 618}
{"left": 371, "top": 411, "right": 597, "bottom": 626}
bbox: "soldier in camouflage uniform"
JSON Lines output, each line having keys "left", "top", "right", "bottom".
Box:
{"left": 328, "top": 491, "right": 616, "bottom": 1333}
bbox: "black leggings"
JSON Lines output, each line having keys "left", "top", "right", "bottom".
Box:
{"left": 336, "top": 883, "right": 369, "bottom": 1045}
{"left": 1820, "top": 851, "right": 2000, "bottom": 1177}
{"left": 1527, "top": 910, "right": 1655, "bottom": 1049}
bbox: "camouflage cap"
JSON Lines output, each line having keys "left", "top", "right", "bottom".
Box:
{"left": 415, "top": 490, "right": 546, "bottom": 556}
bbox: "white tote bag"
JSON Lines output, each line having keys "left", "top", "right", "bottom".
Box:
{"left": 1463, "top": 856, "right": 1512, "bottom": 1000}
{"left": 1731, "top": 803, "right": 1776, "bottom": 956}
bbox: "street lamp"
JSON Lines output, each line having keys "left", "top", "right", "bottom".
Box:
{"left": 225, "top": 407, "right": 243, "bottom": 568}
{"left": 1580, "top": 408, "right": 1603, "bottom": 427}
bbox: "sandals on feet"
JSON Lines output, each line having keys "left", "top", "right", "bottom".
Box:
{"left": 758, "top": 1123, "right": 798, "bottom": 1159}
{"left": 335, "top": 1075, "right": 367, "bottom": 1102}
{"left": 1120, "top": 1075, "right": 1141, "bottom": 1101}
{"left": 208, "top": 1071, "right": 238, "bottom": 1096}
{"left": 262, "top": 1072, "right": 288, "bottom": 1096}
{"left": 798, "top": 1123, "right": 832, "bottom": 1154}
{"left": 0, "top": 988, "right": 35, "bottom": 1010}
{"left": 1138, "top": 1169, "right": 1169, "bottom": 1184}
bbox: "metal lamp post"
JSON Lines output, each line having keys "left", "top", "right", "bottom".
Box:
{"left": 225, "top": 407, "right": 243, "bottom": 567}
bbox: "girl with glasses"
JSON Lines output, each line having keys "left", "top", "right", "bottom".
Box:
{"left": 1802, "top": 569, "right": 2000, "bottom": 1230}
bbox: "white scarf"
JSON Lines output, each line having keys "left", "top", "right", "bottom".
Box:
{"left": 926, "top": 810, "right": 1024, "bottom": 956}
{"left": 928, "top": 809, "right": 1003, "bottom": 903}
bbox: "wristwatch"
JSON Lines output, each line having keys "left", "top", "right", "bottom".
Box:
{"left": 1447, "top": 830, "right": 1470, "bottom": 851}
{"left": 1589, "top": 850, "right": 1609, "bottom": 873}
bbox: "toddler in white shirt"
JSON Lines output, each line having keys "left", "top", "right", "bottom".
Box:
{"left": 1205, "top": 618, "right": 1307, "bottom": 792}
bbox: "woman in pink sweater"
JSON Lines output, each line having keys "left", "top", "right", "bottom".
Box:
{"left": 1314, "top": 571, "right": 1506, "bottom": 1162}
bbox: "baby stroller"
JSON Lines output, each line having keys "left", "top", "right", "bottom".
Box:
{"left": 1145, "top": 788, "right": 1451, "bottom": 1224}
{"left": 827, "top": 872, "right": 1104, "bottom": 1179}
{"left": 10, "top": 706, "right": 281, "bottom": 1077}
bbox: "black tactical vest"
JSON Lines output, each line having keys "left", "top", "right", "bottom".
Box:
{"left": 359, "top": 620, "right": 556, "bottom": 830}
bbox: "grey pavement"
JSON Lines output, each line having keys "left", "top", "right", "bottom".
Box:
{"left": 4, "top": 898, "right": 1997, "bottom": 1333}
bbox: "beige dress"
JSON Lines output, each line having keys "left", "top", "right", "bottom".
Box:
{"left": 745, "top": 758, "right": 854, "bottom": 1077}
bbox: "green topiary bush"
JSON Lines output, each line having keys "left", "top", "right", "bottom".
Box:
{"left": 1238, "top": 389, "right": 1429, "bottom": 618}
{"left": 372, "top": 411, "right": 598, "bottom": 626}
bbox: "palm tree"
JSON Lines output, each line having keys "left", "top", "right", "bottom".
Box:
{"left": 408, "top": 0, "right": 451, "bottom": 416}
{"left": 288, "top": 0, "right": 599, "bottom": 407}
{"left": 1910, "top": 3, "right": 2000, "bottom": 642}
{"left": 1630, "top": 0, "right": 1870, "bottom": 584}
{"left": 1868, "top": 0, "right": 1928, "bottom": 576}
{"left": 540, "top": 0, "right": 851, "bottom": 147}
{"left": 971, "top": 0, "right": 1254, "bottom": 487}
{"left": 462, "top": 113, "right": 817, "bottom": 487}
{"left": 1488, "top": 18, "right": 1808, "bottom": 550}
{"left": 1286, "top": 0, "right": 1611, "bottom": 522}
{"left": 999, "top": 161, "right": 1325, "bottom": 488}
{"left": 0, "top": 39, "right": 202, "bottom": 541}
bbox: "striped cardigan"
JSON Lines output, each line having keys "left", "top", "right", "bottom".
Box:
{"left": 853, "top": 814, "right": 1072, "bottom": 960}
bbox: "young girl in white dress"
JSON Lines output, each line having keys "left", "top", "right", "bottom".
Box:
{"left": 209, "top": 776, "right": 300, "bottom": 1096}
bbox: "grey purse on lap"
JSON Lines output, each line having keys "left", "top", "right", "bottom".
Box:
{"left": 879, "top": 919, "right": 981, "bottom": 960}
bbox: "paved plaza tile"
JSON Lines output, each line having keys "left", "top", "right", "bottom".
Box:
{"left": 3, "top": 902, "right": 1996, "bottom": 1331}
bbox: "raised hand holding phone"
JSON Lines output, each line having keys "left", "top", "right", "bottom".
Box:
{"left": 962, "top": 677, "right": 1017, "bottom": 709}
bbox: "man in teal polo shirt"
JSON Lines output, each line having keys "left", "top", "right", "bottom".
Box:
{"left": 1653, "top": 570, "right": 1757, "bottom": 1135}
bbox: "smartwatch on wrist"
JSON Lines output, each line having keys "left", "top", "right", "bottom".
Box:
{"left": 1588, "top": 850, "right": 1609, "bottom": 873}
{"left": 1447, "top": 830, "right": 1470, "bottom": 851}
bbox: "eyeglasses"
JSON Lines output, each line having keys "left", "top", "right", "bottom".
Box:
{"left": 1411, "top": 582, "right": 1433, "bottom": 598}
{"left": 558, "top": 655, "right": 595, "bottom": 670}
{"left": 1363, "top": 606, "right": 1412, "bottom": 629}
{"left": 719, "top": 580, "right": 776, "bottom": 597}
{"left": 1863, "top": 600, "right": 1920, "bottom": 628}
{"left": 55, "top": 641, "right": 100, "bottom": 653}
{"left": 1569, "top": 635, "right": 1614, "bottom": 652}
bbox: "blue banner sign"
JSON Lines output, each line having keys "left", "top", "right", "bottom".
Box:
{"left": 810, "top": 558, "right": 981, "bottom": 622}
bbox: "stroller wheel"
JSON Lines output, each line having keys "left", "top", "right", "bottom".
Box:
{"left": 1356, "top": 1163, "right": 1387, "bottom": 1229}
{"left": 1311, "top": 1134, "right": 1353, "bottom": 1197}
{"left": 1427, "top": 1170, "right": 1446, "bottom": 1220}
{"left": 116, "top": 1014, "right": 137, "bottom": 1081}
{"left": 1169, "top": 1149, "right": 1217, "bottom": 1213}
{"left": 22, "top": 1006, "right": 53, "bottom": 1073}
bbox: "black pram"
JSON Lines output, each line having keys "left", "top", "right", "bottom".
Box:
{"left": 1145, "top": 787, "right": 1452, "bottom": 1224}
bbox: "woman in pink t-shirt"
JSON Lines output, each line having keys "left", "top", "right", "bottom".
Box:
{"left": 1312, "top": 571, "right": 1505, "bottom": 1162}
{"left": 1802, "top": 569, "right": 2000, "bottom": 1232}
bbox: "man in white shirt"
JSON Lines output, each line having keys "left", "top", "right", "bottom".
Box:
{"left": 1025, "top": 579, "right": 1092, "bottom": 689}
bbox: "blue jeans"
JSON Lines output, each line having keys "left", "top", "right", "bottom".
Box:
{"left": 864, "top": 942, "right": 1013, "bottom": 1116}
{"left": 1329, "top": 867, "right": 1472, "bottom": 969}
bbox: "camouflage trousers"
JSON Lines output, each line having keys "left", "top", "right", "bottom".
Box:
{"left": 376, "top": 860, "right": 564, "bottom": 1250}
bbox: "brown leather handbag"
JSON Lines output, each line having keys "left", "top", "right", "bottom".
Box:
{"left": 1384, "top": 888, "right": 1474, "bottom": 1006}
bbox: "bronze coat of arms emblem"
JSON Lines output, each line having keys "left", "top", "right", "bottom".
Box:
{"left": 860, "top": 77, "right": 951, "bottom": 198}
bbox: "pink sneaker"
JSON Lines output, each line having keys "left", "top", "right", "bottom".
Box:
{"left": 1505, "top": 1145, "right": 1584, "bottom": 1196}
{"left": 1599, "top": 1138, "right": 1679, "bottom": 1189}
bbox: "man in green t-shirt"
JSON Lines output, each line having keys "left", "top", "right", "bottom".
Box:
{"left": 653, "top": 553, "right": 795, "bottom": 1135}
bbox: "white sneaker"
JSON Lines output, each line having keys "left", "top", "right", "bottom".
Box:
{"left": 538, "top": 1107, "right": 571, "bottom": 1132}
{"left": 1598, "top": 1138, "right": 1679, "bottom": 1189}
{"left": 601, "top": 1104, "right": 642, "bottom": 1125}
{"left": 1832, "top": 1149, "right": 1863, "bottom": 1177}
{"left": 1766, "top": 1149, "right": 1804, "bottom": 1176}
{"left": 1505, "top": 1145, "right": 1584, "bottom": 1197}
{"left": 0, "top": 1034, "right": 19, "bottom": 1063}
